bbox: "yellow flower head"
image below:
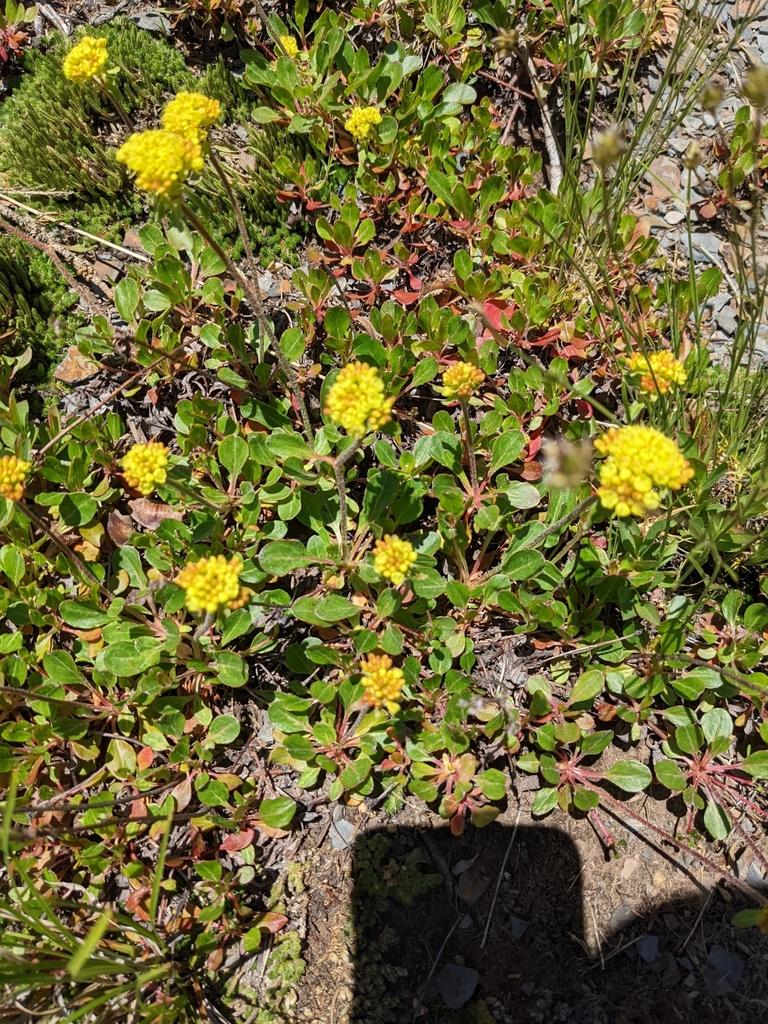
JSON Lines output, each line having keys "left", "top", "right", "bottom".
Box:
{"left": 441, "top": 361, "right": 485, "bottom": 399}
{"left": 624, "top": 350, "right": 686, "bottom": 399}
{"left": 116, "top": 129, "right": 204, "bottom": 196}
{"left": 162, "top": 92, "right": 221, "bottom": 145}
{"left": 373, "top": 535, "right": 417, "bottom": 586}
{"left": 344, "top": 105, "right": 383, "bottom": 141}
{"left": 0, "top": 454, "right": 31, "bottom": 501}
{"left": 594, "top": 425, "right": 694, "bottom": 517}
{"left": 324, "top": 362, "right": 394, "bottom": 436}
{"left": 62, "top": 36, "right": 108, "bottom": 83}
{"left": 279, "top": 35, "right": 300, "bottom": 58}
{"left": 360, "top": 653, "right": 406, "bottom": 714}
{"left": 176, "top": 554, "right": 244, "bottom": 615}
{"left": 120, "top": 441, "right": 169, "bottom": 495}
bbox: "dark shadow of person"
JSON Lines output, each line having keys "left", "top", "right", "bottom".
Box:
{"left": 349, "top": 822, "right": 768, "bottom": 1024}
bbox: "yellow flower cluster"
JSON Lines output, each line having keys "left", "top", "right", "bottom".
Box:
{"left": 324, "top": 362, "right": 394, "bottom": 436}
{"left": 176, "top": 555, "right": 244, "bottom": 615}
{"left": 62, "top": 36, "right": 108, "bottom": 83}
{"left": 120, "top": 442, "right": 169, "bottom": 495}
{"left": 360, "top": 653, "right": 406, "bottom": 714}
{"left": 116, "top": 129, "right": 204, "bottom": 196}
{"left": 162, "top": 92, "right": 221, "bottom": 145}
{"left": 624, "top": 350, "right": 686, "bottom": 398}
{"left": 373, "top": 535, "right": 417, "bottom": 586}
{"left": 0, "top": 454, "right": 31, "bottom": 501}
{"left": 279, "top": 35, "right": 300, "bottom": 58}
{"left": 441, "top": 361, "right": 485, "bottom": 399}
{"left": 595, "top": 425, "right": 694, "bottom": 517}
{"left": 345, "top": 106, "right": 383, "bottom": 141}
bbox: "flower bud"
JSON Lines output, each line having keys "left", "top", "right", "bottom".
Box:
{"left": 743, "top": 65, "right": 768, "bottom": 109}
{"left": 591, "top": 127, "right": 626, "bottom": 173}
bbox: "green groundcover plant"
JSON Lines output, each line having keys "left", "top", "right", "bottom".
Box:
{"left": 2, "top": 1, "right": 768, "bottom": 1019}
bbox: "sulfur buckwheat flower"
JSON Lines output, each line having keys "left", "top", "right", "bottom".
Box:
{"left": 0, "top": 454, "right": 31, "bottom": 501}
{"left": 117, "top": 129, "right": 204, "bottom": 196}
{"left": 324, "top": 362, "right": 394, "bottom": 436}
{"left": 62, "top": 36, "right": 108, "bottom": 82}
{"left": 594, "top": 425, "right": 694, "bottom": 517}
{"left": 360, "top": 653, "right": 406, "bottom": 714}
{"left": 344, "top": 105, "right": 383, "bottom": 142}
{"left": 162, "top": 92, "right": 221, "bottom": 145}
{"left": 373, "top": 535, "right": 417, "bottom": 586}
{"left": 441, "top": 361, "right": 485, "bottom": 399}
{"left": 623, "top": 350, "right": 687, "bottom": 399}
{"left": 176, "top": 554, "right": 244, "bottom": 615}
{"left": 279, "top": 35, "right": 300, "bottom": 58}
{"left": 120, "top": 441, "right": 169, "bottom": 495}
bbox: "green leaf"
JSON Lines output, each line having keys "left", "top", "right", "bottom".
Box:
{"left": 267, "top": 432, "right": 314, "bottom": 460}
{"left": 505, "top": 481, "right": 541, "bottom": 510}
{"left": 654, "top": 759, "right": 687, "bottom": 791}
{"left": 102, "top": 639, "right": 163, "bottom": 677}
{"left": 339, "top": 754, "right": 373, "bottom": 790}
{"left": 531, "top": 786, "right": 558, "bottom": 815}
{"left": 114, "top": 278, "right": 140, "bottom": 322}
{"left": 220, "top": 609, "right": 253, "bottom": 646}
{"left": 489, "top": 431, "right": 525, "bottom": 474}
{"left": 675, "top": 724, "right": 704, "bottom": 755}
{"left": 412, "top": 357, "right": 439, "bottom": 387}
{"left": 701, "top": 708, "right": 733, "bottom": 746}
{"left": 59, "top": 601, "right": 112, "bottom": 629}
{"left": 43, "top": 651, "right": 85, "bottom": 686}
{"left": 259, "top": 540, "right": 316, "bottom": 575}
{"left": 219, "top": 435, "right": 249, "bottom": 480}
{"left": 425, "top": 168, "right": 456, "bottom": 206}
{"left": 568, "top": 670, "right": 604, "bottom": 707}
{"left": 703, "top": 799, "right": 731, "bottom": 840}
{"left": 603, "top": 760, "right": 652, "bottom": 793}
{"left": 259, "top": 796, "right": 296, "bottom": 828}
{"left": 573, "top": 787, "right": 600, "bottom": 811}
{"left": 212, "top": 651, "right": 248, "bottom": 688}
{"left": 503, "top": 549, "right": 545, "bottom": 581}
{"left": 475, "top": 768, "right": 506, "bottom": 800}
{"left": 580, "top": 730, "right": 614, "bottom": 756}
{"left": 442, "top": 82, "right": 476, "bottom": 104}
{"left": 59, "top": 493, "right": 97, "bottom": 527}
{"left": 314, "top": 595, "right": 361, "bottom": 622}
{"left": 0, "top": 545, "right": 24, "bottom": 587}
{"left": 741, "top": 751, "right": 768, "bottom": 778}
{"left": 105, "top": 737, "right": 137, "bottom": 778}
{"left": 208, "top": 715, "right": 241, "bottom": 745}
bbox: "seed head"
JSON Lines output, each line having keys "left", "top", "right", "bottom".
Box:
{"left": 0, "top": 454, "right": 31, "bottom": 501}
{"left": 120, "top": 442, "right": 169, "bottom": 495}
{"left": 176, "top": 554, "right": 244, "bottom": 615}
{"left": 594, "top": 425, "right": 693, "bottom": 517}
{"left": 360, "top": 653, "right": 406, "bottom": 714}
{"left": 682, "top": 142, "right": 701, "bottom": 171}
{"left": 492, "top": 28, "right": 519, "bottom": 59}
{"left": 373, "top": 535, "right": 417, "bottom": 586}
{"left": 62, "top": 36, "right": 108, "bottom": 82}
{"left": 344, "top": 106, "right": 383, "bottom": 141}
{"left": 116, "top": 129, "right": 205, "bottom": 196}
{"left": 743, "top": 65, "right": 768, "bottom": 110}
{"left": 162, "top": 92, "right": 221, "bottom": 145}
{"left": 441, "top": 362, "right": 485, "bottom": 400}
{"left": 324, "top": 362, "right": 394, "bottom": 436}
{"left": 591, "top": 126, "right": 626, "bottom": 173}
{"left": 699, "top": 80, "right": 724, "bottom": 115}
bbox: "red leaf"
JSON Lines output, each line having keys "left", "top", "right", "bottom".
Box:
{"left": 251, "top": 912, "right": 289, "bottom": 935}
{"left": 391, "top": 290, "right": 421, "bottom": 305}
{"left": 520, "top": 461, "right": 542, "bottom": 481}
{"left": 206, "top": 947, "right": 224, "bottom": 971}
{"left": 575, "top": 400, "right": 593, "bottom": 419}
{"left": 137, "top": 747, "right": 154, "bottom": 772}
{"left": 699, "top": 201, "right": 718, "bottom": 220}
{"left": 220, "top": 828, "right": 255, "bottom": 853}
{"left": 481, "top": 300, "right": 516, "bottom": 331}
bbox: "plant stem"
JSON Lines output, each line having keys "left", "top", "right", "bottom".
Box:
{"left": 97, "top": 79, "right": 133, "bottom": 131}
{"left": 209, "top": 149, "right": 259, "bottom": 302}
{"left": 178, "top": 199, "right": 314, "bottom": 441}
{"left": 519, "top": 493, "right": 598, "bottom": 552}
{"left": 333, "top": 438, "right": 362, "bottom": 561}
{"left": 459, "top": 399, "right": 478, "bottom": 493}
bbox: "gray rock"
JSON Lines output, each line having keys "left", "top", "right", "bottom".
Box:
{"left": 703, "top": 945, "right": 743, "bottom": 996}
{"left": 665, "top": 210, "right": 687, "bottom": 225}
{"left": 707, "top": 292, "right": 732, "bottom": 313}
{"left": 436, "top": 964, "right": 479, "bottom": 1010}
{"left": 636, "top": 935, "right": 661, "bottom": 964}
{"left": 510, "top": 916, "right": 530, "bottom": 939}
{"left": 608, "top": 902, "right": 638, "bottom": 932}
{"left": 716, "top": 308, "right": 738, "bottom": 335}
{"left": 129, "top": 11, "right": 171, "bottom": 34}
{"left": 330, "top": 817, "right": 355, "bottom": 850}
{"left": 521, "top": 981, "right": 536, "bottom": 996}
{"left": 703, "top": 113, "right": 716, "bottom": 129}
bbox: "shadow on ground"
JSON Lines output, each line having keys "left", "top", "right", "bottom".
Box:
{"left": 348, "top": 822, "right": 767, "bottom": 1024}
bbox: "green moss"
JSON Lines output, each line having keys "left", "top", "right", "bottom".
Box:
{"left": 354, "top": 832, "right": 441, "bottom": 911}
{"left": 0, "top": 236, "right": 83, "bottom": 394}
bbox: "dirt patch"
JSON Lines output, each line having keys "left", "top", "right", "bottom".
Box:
{"left": 296, "top": 798, "right": 768, "bottom": 1024}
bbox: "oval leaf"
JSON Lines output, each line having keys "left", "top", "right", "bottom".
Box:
{"left": 603, "top": 760, "right": 652, "bottom": 793}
